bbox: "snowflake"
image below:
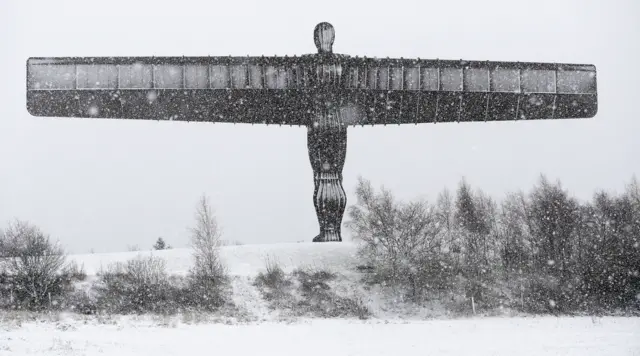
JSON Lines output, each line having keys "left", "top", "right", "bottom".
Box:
{"left": 88, "top": 105, "right": 99, "bottom": 116}
{"left": 549, "top": 299, "right": 556, "bottom": 308}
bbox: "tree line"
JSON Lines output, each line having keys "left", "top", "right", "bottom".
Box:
{"left": 346, "top": 174, "right": 640, "bottom": 314}
{"left": 1, "top": 175, "right": 638, "bottom": 316}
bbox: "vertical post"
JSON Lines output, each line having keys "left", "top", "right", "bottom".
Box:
{"left": 471, "top": 296, "right": 476, "bottom": 315}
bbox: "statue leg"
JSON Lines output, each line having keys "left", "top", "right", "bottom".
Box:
{"left": 307, "top": 107, "right": 347, "bottom": 242}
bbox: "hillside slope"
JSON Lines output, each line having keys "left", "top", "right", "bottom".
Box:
{"left": 70, "top": 242, "right": 360, "bottom": 277}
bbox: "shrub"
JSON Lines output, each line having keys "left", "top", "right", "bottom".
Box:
{"left": 93, "top": 255, "right": 227, "bottom": 315}
{"left": 345, "top": 177, "right": 455, "bottom": 302}
{"left": 0, "top": 220, "right": 78, "bottom": 310}
{"left": 65, "top": 261, "right": 87, "bottom": 282}
{"left": 65, "top": 289, "right": 98, "bottom": 315}
{"left": 180, "top": 274, "right": 227, "bottom": 312}
{"left": 87, "top": 196, "right": 231, "bottom": 315}
{"left": 254, "top": 256, "right": 291, "bottom": 304}
{"left": 254, "top": 258, "right": 370, "bottom": 319}
{"left": 94, "top": 255, "right": 179, "bottom": 314}
{"left": 293, "top": 268, "right": 370, "bottom": 319}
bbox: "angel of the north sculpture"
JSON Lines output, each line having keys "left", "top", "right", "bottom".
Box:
{"left": 25, "top": 22, "right": 598, "bottom": 242}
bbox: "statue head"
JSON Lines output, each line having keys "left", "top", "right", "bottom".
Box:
{"left": 314, "top": 22, "right": 335, "bottom": 54}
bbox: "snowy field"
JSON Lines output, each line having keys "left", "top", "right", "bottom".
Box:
{"left": 1, "top": 316, "right": 639, "bottom": 355}
{"left": 1, "top": 242, "right": 639, "bottom": 355}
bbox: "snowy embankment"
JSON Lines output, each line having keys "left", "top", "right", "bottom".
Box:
{"left": 71, "top": 241, "right": 359, "bottom": 278}
{"left": 69, "top": 242, "right": 367, "bottom": 321}
{"left": 1, "top": 242, "right": 639, "bottom": 355}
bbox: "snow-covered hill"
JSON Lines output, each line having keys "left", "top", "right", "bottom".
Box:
{"left": 70, "top": 242, "right": 385, "bottom": 321}
{"left": 70, "top": 242, "right": 360, "bottom": 278}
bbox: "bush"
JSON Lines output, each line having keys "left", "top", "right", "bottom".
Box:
{"left": 94, "top": 255, "right": 178, "bottom": 314}
{"left": 74, "top": 196, "right": 231, "bottom": 316}
{"left": 181, "top": 274, "right": 227, "bottom": 312}
{"left": 254, "top": 256, "right": 292, "bottom": 305}
{"left": 65, "top": 289, "right": 99, "bottom": 315}
{"left": 93, "top": 255, "right": 227, "bottom": 315}
{"left": 345, "top": 177, "right": 455, "bottom": 302}
{"left": 65, "top": 261, "right": 87, "bottom": 282}
{"left": 293, "top": 268, "right": 370, "bottom": 319}
{"left": 255, "top": 257, "right": 288, "bottom": 288}
{"left": 0, "top": 220, "right": 79, "bottom": 311}
{"left": 254, "top": 258, "right": 371, "bottom": 319}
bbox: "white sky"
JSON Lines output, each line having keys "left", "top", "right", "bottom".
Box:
{"left": 0, "top": 0, "right": 638, "bottom": 253}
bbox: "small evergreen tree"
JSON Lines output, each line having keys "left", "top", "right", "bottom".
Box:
{"left": 153, "top": 237, "right": 167, "bottom": 250}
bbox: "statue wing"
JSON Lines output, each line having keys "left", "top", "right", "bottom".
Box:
{"left": 338, "top": 58, "right": 597, "bottom": 126}
{"left": 26, "top": 56, "right": 316, "bottom": 125}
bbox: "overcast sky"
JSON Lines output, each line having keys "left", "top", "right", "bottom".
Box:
{"left": 0, "top": 0, "right": 638, "bottom": 253}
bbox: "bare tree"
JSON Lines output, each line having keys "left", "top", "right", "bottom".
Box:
{"left": 190, "top": 195, "right": 225, "bottom": 280}
{"left": 474, "top": 189, "right": 500, "bottom": 266}
{"left": 127, "top": 244, "right": 141, "bottom": 252}
{"left": 435, "top": 188, "right": 459, "bottom": 252}
{"left": 627, "top": 175, "right": 640, "bottom": 208}
{"left": 528, "top": 175, "right": 580, "bottom": 277}
{"left": 499, "top": 191, "right": 532, "bottom": 273}
{"left": 346, "top": 177, "right": 451, "bottom": 300}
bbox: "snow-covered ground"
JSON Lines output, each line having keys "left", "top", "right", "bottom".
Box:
{"left": 1, "top": 316, "right": 638, "bottom": 355}
{"left": 1, "top": 242, "right": 639, "bottom": 355}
